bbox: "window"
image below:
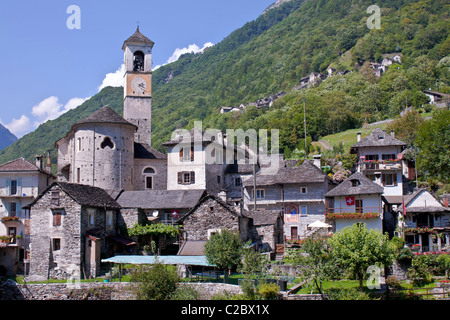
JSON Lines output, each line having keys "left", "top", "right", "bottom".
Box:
{"left": 100, "top": 137, "right": 114, "bottom": 150}
{"left": 178, "top": 172, "right": 195, "bottom": 185}
{"left": 10, "top": 180, "right": 17, "bottom": 195}
{"left": 179, "top": 146, "right": 194, "bottom": 162}
{"left": 253, "top": 189, "right": 265, "bottom": 199}
{"left": 143, "top": 167, "right": 155, "bottom": 174}
{"left": 382, "top": 173, "right": 397, "bottom": 186}
{"left": 382, "top": 154, "right": 396, "bottom": 161}
{"left": 106, "top": 210, "right": 113, "bottom": 227}
{"left": 77, "top": 138, "right": 82, "bottom": 152}
{"left": 77, "top": 168, "right": 81, "bottom": 183}
{"left": 51, "top": 191, "right": 60, "bottom": 206}
{"left": 355, "top": 199, "right": 363, "bottom": 213}
{"left": 8, "top": 227, "right": 17, "bottom": 244}
{"left": 217, "top": 175, "right": 221, "bottom": 184}
{"left": 351, "top": 179, "right": 361, "bottom": 187}
{"left": 146, "top": 176, "right": 153, "bottom": 189}
{"left": 52, "top": 238, "right": 61, "bottom": 251}
{"left": 133, "top": 51, "right": 145, "bottom": 71}
{"left": 53, "top": 211, "right": 62, "bottom": 226}
{"left": 88, "top": 209, "right": 95, "bottom": 226}
{"left": 9, "top": 202, "right": 17, "bottom": 216}
{"left": 300, "top": 187, "right": 307, "bottom": 194}
{"left": 234, "top": 177, "right": 242, "bottom": 187}
{"left": 301, "top": 206, "right": 307, "bottom": 216}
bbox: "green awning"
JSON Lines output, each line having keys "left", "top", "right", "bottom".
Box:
{"left": 101, "top": 255, "right": 212, "bottom": 267}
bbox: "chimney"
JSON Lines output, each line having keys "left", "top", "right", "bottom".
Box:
{"left": 35, "top": 155, "right": 43, "bottom": 170}
{"left": 46, "top": 152, "right": 52, "bottom": 173}
{"left": 313, "top": 154, "right": 322, "bottom": 169}
{"left": 357, "top": 132, "right": 361, "bottom": 142}
{"left": 390, "top": 130, "right": 395, "bottom": 138}
{"left": 218, "top": 190, "right": 227, "bottom": 202}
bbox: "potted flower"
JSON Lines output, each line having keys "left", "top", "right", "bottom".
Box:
{"left": 411, "top": 244, "right": 421, "bottom": 253}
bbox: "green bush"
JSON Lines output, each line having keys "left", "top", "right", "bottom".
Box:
{"left": 257, "top": 283, "right": 280, "bottom": 300}
{"left": 131, "top": 261, "right": 180, "bottom": 300}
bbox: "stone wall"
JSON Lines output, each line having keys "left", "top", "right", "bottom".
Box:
{"left": 182, "top": 197, "right": 247, "bottom": 242}
{"left": 0, "top": 281, "right": 242, "bottom": 300}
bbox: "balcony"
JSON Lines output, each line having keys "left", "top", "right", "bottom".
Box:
{"left": 326, "top": 207, "right": 382, "bottom": 220}
{"left": 360, "top": 159, "right": 402, "bottom": 171}
{"left": 0, "top": 235, "right": 25, "bottom": 247}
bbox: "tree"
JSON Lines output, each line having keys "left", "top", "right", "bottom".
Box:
{"left": 131, "top": 259, "right": 180, "bottom": 300}
{"left": 204, "top": 229, "right": 244, "bottom": 280}
{"left": 415, "top": 109, "right": 450, "bottom": 182}
{"left": 285, "top": 235, "right": 338, "bottom": 294}
{"left": 328, "top": 224, "right": 395, "bottom": 291}
{"left": 386, "top": 109, "right": 425, "bottom": 146}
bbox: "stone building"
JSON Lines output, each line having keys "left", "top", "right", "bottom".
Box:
{"left": 242, "top": 159, "right": 334, "bottom": 241}
{"left": 55, "top": 27, "right": 167, "bottom": 194}
{"left": 27, "top": 182, "right": 125, "bottom": 279}
{"left": 178, "top": 194, "right": 284, "bottom": 254}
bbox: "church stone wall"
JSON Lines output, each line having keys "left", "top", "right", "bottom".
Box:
{"left": 72, "top": 124, "right": 135, "bottom": 191}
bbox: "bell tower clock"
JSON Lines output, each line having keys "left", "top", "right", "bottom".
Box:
{"left": 122, "top": 27, "right": 154, "bottom": 146}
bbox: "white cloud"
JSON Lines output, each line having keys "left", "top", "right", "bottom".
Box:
{"left": 31, "top": 96, "right": 88, "bottom": 125}
{"left": 153, "top": 42, "right": 214, "bottom": 70}
{"left": 98, "top": 64, "right": 125, "bottom": 91}
{"left": 5, "top": 115, "right": 31, "bottom": 138}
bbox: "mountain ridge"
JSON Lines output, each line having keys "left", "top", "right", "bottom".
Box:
{"left": 0, "top": 0, "right": 448, "bottom": 166}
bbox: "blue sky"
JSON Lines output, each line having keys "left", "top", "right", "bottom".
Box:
{"left": 0, "top": 0, "right": 275, "bottom": 138}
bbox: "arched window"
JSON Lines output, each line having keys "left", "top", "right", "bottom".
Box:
{"left": 133, "top": 51, "right": 145, "bottom": 71}
{"left": 143, "top": 167, "right": 155, "bottom": 174}
{"left": 101, "top": 137, "right": 115, "bottom": 150}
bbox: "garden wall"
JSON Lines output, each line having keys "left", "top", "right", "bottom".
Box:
{"left": 0, "top": 281, "right": 242, "bottom": 300}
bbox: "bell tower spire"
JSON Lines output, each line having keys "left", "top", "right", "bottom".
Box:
{"left": 122, "top": 27, "right": 154, "bottom": 146}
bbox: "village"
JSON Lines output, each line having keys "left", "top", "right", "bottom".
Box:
{"left": 0, "top": 27, "right": 449, "bottom": 301}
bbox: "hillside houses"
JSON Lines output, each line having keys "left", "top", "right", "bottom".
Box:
{"left": 1, "top": 28, "right": 448, "bottom": 282}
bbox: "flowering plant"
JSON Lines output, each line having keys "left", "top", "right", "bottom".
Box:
{"left": 1, "top": 216, "right": 20, "bottom": 222}
{"left": 325, "top": 212, "right": 380, "bottom": 220}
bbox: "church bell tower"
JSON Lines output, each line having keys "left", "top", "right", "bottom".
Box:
{"left": 122, "top": 27, "right": 154, "bottom": 146}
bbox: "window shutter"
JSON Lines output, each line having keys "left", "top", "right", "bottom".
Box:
{"left": 393, "top": 173, "right": 397, "bottom": 186}
{"left": 17, "top": 178, "right": 22, "bottom": 196}
{"left": 178, "top": 172, "right": 183, "bottom": 184}
{"left": 179, "top": 148, "right": 183, "bottom": 161}
{"left": 17, "top": 202, "right": 21, "bottom": 218}
{"left": 190, "top": 171, "right": 195, "bottom": 184}
{"left": 5, "top": 178, "right": 10, "bottom": 195}
{"left": 382, "top": 174, "right": 386, "bottom": 186}
{"left": 190, "top": 146, "right": 194, "bottom": 162}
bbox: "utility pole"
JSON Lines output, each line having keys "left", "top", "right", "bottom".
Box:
{"left": 304, "top": 97, "right": 307, "bottom": 159}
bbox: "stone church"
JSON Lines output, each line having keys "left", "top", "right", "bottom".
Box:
{"left": 55, "top": 27, "right": 168, "bottom": 194}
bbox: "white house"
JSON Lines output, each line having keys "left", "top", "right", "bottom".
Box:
{"left": 0, "top": 157, "right": 55, "bottom": 275}
{"left": 397, "top": 189, "right": 450, "bottom": 252}
{"left": 350, "top": 128, "right": 407, "bottom": 210}
{"left": 325, "top": 172, "right": 385, "bottom": 233}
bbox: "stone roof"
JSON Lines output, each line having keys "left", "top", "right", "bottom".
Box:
{"left": 351, "top": 128, "right": 407, "bottom": 148}
{"left": 161, "top": 128, "right": 218, "bottom": 146}
{"left": 325, "top": 172, "right": 384, "bottom": 197}
{"left": 0, "top": 157, "right": 54, "bottom": 177}
{"left": 246, "top": 210, "right": 282, "bottom": 226}
{"left": 396, "top": 188, "right": 450, "bottom": 213}
{"left": 178, "top": 193, "right": 243, "bottom": 223}
{"left": 177, "top": 240, "right": 206, "bottom": 256}
{"left": 28, "top": 182, "right": 121, "bottom": 209}
{"left": 242, "top": 159, "right": 330, "bottom": 187}
{"left": 122, "top": 26, "right": 154, "bottom": 49}
{"left": 134, "top": 142, "right": 167, "bottom": 160}
{"left": 75, "top": 106, "right": 136, "bottom": 128}
{"left": 116, "top": 189, "right": 206, "bottom": 209}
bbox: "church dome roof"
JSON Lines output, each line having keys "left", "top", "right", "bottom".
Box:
{"left": 75, "top": 105, "right": 137, "bottom": 129}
